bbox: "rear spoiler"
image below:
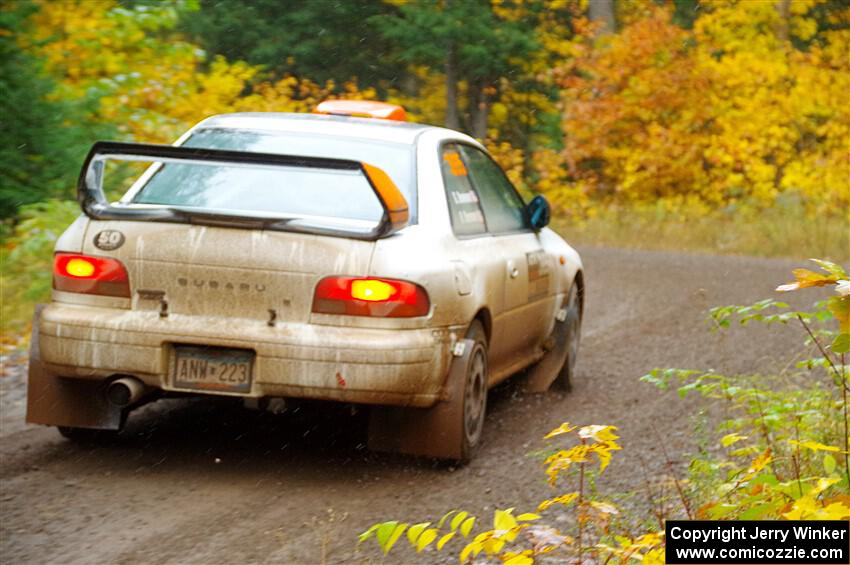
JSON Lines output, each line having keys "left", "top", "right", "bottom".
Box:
{"left": 77, "top": 141, "right": 409, "bottom": 240}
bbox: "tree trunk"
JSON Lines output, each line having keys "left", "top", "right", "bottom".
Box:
{"left": 588, "top": 0, "right": 616, "bottom": 36}
{"left": 775, "top": 0, "right": 791, "bottom": 43}
{"left": 445, "top": 44, "right": 460, "bottom": 130}
{"left": 521, "top": 91, "right": 532, "bottom": 184}
{"left": 468, "top": 80, "right": 490, "bottom": 140}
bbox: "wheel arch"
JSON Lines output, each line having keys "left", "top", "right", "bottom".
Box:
{"left": 470, "top": 307, "right": 492, "bottom": 346}
{"left": 573, "top": 270, "right": 585, "bottom": 320}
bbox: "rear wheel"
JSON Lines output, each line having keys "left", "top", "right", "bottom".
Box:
{"left": 366, "top": 320, "right": 489, "bottom": 463}
{"left": 460, "top": 321, "right": 488, "bottom": 463}
{"left": 553, "top": 285, "right": 581, "bottom": 391}
{"left": 57, "top": 426, "right": 120, "bottom": 444}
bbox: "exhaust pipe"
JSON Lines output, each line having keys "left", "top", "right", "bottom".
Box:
{"left": 106, "top": 377, "right": 148, "bottom": 407}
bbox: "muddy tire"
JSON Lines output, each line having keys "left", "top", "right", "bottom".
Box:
{"left": 367, "top": 322, "right": 488, "bottom": 463}
{"left": 553, "top": 285, "right": 581, "bottom": 391}
{"left": 459, "top": 320, "right": 488, "bottom": 463}
{"left": 57, "top": 426, "right": 120, "bottom": 444}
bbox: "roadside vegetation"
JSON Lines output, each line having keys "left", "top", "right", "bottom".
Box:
{"left": 2, "top": 0, "right": 848, "bottom": 339}
{"left": 556, "top": 200, "right": 849, "bottom": 260}
{"left": 359, "top": 260, "right": 850, "bottom": 563}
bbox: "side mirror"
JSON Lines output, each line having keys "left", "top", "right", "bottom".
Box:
{"left": 527, "top": 195, "right": 551, "bottom": 230}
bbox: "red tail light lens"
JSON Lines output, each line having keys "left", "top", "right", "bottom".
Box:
{"left": 53, "top": 253, "right": 131, "bottom": 298}
{"left": 312, "top": 276, "right": 430, "bottom": 318}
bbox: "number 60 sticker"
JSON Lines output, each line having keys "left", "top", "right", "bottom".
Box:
{"left": 93, "top": 230, "right": 125, "bottom": 251}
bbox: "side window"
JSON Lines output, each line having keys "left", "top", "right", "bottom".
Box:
{"left": 440, "top": 144, "right": 487, "bottom": 236}
{"left": 459, "top": 146, "right": 528, "bottom": 234}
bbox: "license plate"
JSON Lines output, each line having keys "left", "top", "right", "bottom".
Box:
{"left": 172, "top": 346, "right": 254, "bottom": 394}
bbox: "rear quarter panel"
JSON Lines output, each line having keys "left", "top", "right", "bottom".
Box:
{"left": 54, "top": 214, "right": 90, "bottom": 254}
{"left": 367, "top": 130, "right": 499, "bottom": 334}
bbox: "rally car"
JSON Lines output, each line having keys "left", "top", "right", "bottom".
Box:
{"left": 26, "top": 100, "right": 584, "bottom": 462}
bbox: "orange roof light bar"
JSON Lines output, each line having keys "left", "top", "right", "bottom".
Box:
{"left": 314, "top": 100, "right": 407, "bottom": 122}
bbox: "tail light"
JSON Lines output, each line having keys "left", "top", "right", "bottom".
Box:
{"left": 312, "top": 276, "right": 430, "bottom": 318}
{"left": 53, "top": 253, "right": 131, "bottom": 298}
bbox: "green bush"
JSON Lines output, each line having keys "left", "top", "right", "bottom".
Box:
{"left": 1, "top": 199, "right": 81, "bottom": 344}
{"left": 359, "top": 260, "right": 850, "bottom": 563}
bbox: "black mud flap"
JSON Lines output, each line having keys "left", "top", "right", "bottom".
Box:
{"left": 367, "top": 338, "right": 475, "bottom": 461}
{"left": 25, "top": 305, "right": 123, "bottom": 430}
{"left": 523, "top": 316, "right": 569, "bottom": 393}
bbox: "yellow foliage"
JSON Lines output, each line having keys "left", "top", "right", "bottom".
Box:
{"left": 486, "top": 140, "right": 526, "bottom": 190}
{"left": 25, "top": 0, "right": 378, "bottom": 145}
{"left": 543, "top": 423, "right": 622, "bottom": 484}
{"left": 27, "top": 0, "right": 258, "bottom": 142}
{"left": 386, "top": 66, "right": 447, "bottom": 125}
{"left": 20, "top": 0, "right": 847, "bottom": 225}
{"left": 559, "top": 2, "right": 850, "bottom": 213}
{"left": 721, "top": 432, "right": 748, "bottom": 447}
{"left": 538, "top": 492, "right": 579, "bottom": 511}
{"left": 789, "top": 440, "right": 842, "bottom": 453}
{"left": 783, "top": 494, "right": 850, "bottom": 520}
{"left": 577, "top": 424, "right": 619, "bottom": 443}
{"left": 543, "top": 422, "right": 576, "bottom": 439}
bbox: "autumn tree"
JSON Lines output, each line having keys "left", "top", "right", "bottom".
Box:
{"left": 557, "top": 1, "right": 850, "bottom": 213}
{"left": 26, "top": 0, "right": 265, "bottom": 143}
{"left": 0, "top": 0, "right": 110, "bottom": 218}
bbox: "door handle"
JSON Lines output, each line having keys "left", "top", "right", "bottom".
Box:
{"left": 507, "top": 260, "right": 520, "bottom": 279}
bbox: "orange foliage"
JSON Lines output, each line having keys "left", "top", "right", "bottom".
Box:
{"left": 558, "top": 2, "right": 850, "bottom": 213}
{"left": 21, "top": 0, "right": 849, "bottom": 219}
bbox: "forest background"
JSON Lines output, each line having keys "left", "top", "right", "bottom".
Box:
{"left": 1, "top": 0, "right": 848, "bottom": 339}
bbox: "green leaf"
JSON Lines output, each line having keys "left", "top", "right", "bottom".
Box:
{"left": 751, "top": 473, "right": 779, "bottom": 487}
{"left": 406, "top": 522, "right": 430, "bottom": 545}
{"left": 739, "top": 503, "right": 774, "bottom": 520}
{"left": 358, "top": 524, "right": 379, "bottom": 544}
{"left": 376, "top": 521, "right": 407, "bottom": 554}
{"left": 831, "top": 333, "right": 850, "bottom": 354}
{"left": 721, "top": 433, "right": 747, "bottom": 447}
{"left": 385, "top": 522, "right": 407, "bottom": 554}
{"left": 708, "top": 503, "right": 737, "bottom": 518}
{"left": 824, "top": 453, "right": 837, "bottom": 475}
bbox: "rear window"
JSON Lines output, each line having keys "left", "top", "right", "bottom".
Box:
{"left": 130, "top": 128, "right": 417, "bottom": 224}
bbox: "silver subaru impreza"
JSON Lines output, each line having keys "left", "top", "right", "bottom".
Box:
{"left": 27, "top": 100, "right": 584, "bottom": 463}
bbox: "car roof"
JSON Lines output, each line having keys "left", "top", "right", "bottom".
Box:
{"left": 195, "top": 112, "right": 436, "bottom": 145}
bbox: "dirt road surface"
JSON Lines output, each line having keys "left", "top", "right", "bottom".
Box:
{"left": 1, "top": 247, "right": 816, "bottom": 564}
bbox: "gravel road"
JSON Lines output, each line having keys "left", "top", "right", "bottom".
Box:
{"left": 0, "top": 246, "right": 817, "bottom": 564}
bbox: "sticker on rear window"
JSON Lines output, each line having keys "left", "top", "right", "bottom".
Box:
{"left": 93, "top": 230, "right": 125, "bottom": 251}
{"left": 443, "top": 151, "right": 468, "bottom": 176}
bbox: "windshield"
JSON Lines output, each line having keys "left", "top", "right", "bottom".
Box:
{"left": 131, "top": 128, "right": 417, "bottom": 223}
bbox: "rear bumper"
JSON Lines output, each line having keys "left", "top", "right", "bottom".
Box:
{"left": 38, "top": 303, "right": 456, "bottom": 407}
